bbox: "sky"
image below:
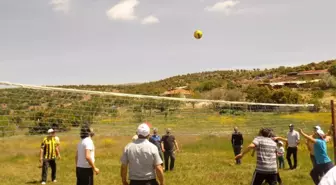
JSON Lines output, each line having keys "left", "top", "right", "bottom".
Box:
{"left": 0, "top": 0, "right": 335, "bottom": 85}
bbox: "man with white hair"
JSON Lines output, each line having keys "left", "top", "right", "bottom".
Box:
{"left": 121, "top": 123, "right": 165, "bottom": 185}
{"left": 300, "top": 128, "right": 334, "bottom": 185}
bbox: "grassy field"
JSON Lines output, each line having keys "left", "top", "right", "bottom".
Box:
{"left": 0, "top": 112, "right": 334, "bottom": 185}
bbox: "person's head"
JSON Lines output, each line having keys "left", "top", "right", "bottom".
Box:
{"left": 47, "top": 129, "right": 56, "bottom": 137}
{"left": 258, "top": 128, "right": 273, "bottom": 138}
{"left": 166, "top": 128, "right": 172, "bottom": 134}
{"left": 234, "top": 127, "right": 238, "bottom": 132}
{"left": 289, "top": 124, "right": 294, "bottom": 132}
{"left": 137, "top": 123, "right": 150, "bottom": 139}
{"left": 278, "top": 141, "right": 283, "bottom": 147}
{"left": 80, "top": 125, "right": 94, "bottom": 139}
{"left": 314, "top": 129, "right": 325, "bottom": 139}
{"left": 153, "top": 128, "right": 158, "bottom": 135}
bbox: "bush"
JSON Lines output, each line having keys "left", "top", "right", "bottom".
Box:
{"left": 312, "top": 90, "right": 324, "bottom": 99}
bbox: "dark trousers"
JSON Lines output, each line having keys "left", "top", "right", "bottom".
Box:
{"left": 41, "top": 159, "right": 56, "bottom": 182}
{"left": 164, "top": 151, "right": 175, "bottom": 171}
{"left": 277, "top": 156, "right": 285, "bottom": 169}
{"left": 76, "top": 167, "right": 94, "bottom": 185}
{"left": 233, "top": 145, "right": 242, "bottom": 164}
{"left": 277, "top": 173, "right": 282, "bottom": 184}
{"left": 310, "top": 154, "right": 317, "bottom": 167}
{"left": 310, "top": 162, "right": 334, "bottom": 185}
{"left": 251, "top": 171, "right": 278, "bottom": 185}
{"left": 130, "top": 179, "right": 159, "bottom": 185}
{"left": 286, "top": 147, "right": 298, "bottom": 169}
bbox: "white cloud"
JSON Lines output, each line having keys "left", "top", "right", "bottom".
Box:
{"left": 50, "top": 0, "right": 70, "bottom": 13}
{"left": 205, "top": 0, "right": 240, "bottom": 15}
{"left": 141, "top": 15, "right": 160, "bottom": 25}
{"left": 106, "top": 0, "right": 139, "bottom": 21}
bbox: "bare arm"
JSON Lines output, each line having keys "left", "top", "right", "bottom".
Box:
{"left": 75, "top": 150, "right": 78, "bottom": 166}
{"left": 235, "top": 143, "right": 256, "bottom": 159}
{"left": 161, "top": 142, "right": 165, "bottom": 152}
{"left": 299, "top": 129, "right": 316, "bottom": 143}
{"left": 121, "top": 164, "right": 128, "bottom": 185}
{"left": 85, "top": 149, "right": 99, "bottom": 174}
{"left": 273, "top": 137, "right": 287, "bottom": 142}
{"left": 155, "top": 164, "right": 165, "bottom": 185}
{"left": 40, "top": 148, "right": 44, "bottom": 162}
{"left": 174, "top": 140, "right": 179, "bottom": 151}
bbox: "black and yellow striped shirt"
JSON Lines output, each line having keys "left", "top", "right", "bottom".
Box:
{"left": 41, "top": 137, "right": 57, "bottom": 159}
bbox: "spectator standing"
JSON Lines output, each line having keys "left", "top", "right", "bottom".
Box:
{"left": 121, "top": 123, "right": 165, "bottom": 185}
{"left": 286, "top": 124, "right": 300, "bottom": 170}
{"left": 161, "top": 128, "right": 179, "bottom": 172}
{"left": 76, "top": 126, "right": 99, "bottom": 185}
{"left": 231, "top": 127, "right": 244, "bottom": 164}
{"left": 149, "top": 128, "right": 163, "bottom": 162}
{"left": 40, "top": 129, "right": 61, "bottom": 185}
{"left": 277, "top": 141, "right": 285, "bottom": 169}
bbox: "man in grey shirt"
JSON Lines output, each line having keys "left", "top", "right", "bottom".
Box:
{"left": 121, "top": 123, "right": 165, "bottom": 185}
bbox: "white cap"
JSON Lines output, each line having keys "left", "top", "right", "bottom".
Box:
{"left": 279, "top": 141, "right": 284, "bottom": 145}
{"left": 47, "top": 129, "right": 55, "bottom": 133}
{"left": 314, "top": 126, "right": 321, "bottom": 130}
{"left": 317, "top": 129, "right": 325, "bottom": 137}
{"left": 137, "top": 123, "right": 150, "bottom": 137}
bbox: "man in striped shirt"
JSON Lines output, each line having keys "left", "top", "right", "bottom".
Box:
{"left": 40, "top": 129, "right": 61, "bottom": 184}
{"left": 235, "top": 128, "right": 278, "bottom": 185}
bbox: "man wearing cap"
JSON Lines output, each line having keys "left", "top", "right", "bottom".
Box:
{"left": 307, "top": 126, "right": 322, "bottom": 167}
{"left": 40, "top": 129, "right": 61, "bottom": 184}
{"left": 149, "top": 128, "right": 163, "bottom": 162}
{"left": 286, "top": 124, "right": 300, "bottom": 170}
{"left": 300, "top": 128, "right": 334, "bottom": 185}
{"left": 161, "top": 128, "right": 179, "bottom": 172}
{"left": 231, "top": 127, "right": 244, "bottom": 165}
{"left": 121, "top": 123, "right": 165, "bottom": 185}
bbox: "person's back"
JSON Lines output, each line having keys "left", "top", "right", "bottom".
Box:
{"left": 77, "top": 137, "right": 95, "bottom": 168}
{"left": 319, "top": 166, "right": 336, "bottom": 185}
{"left": 122, "top": 139, "right": 160, "bottom": 180}
{"left": 314, "top": 138, "right": 331, "bottom": 165}
{"left": 254, "top": 136, "right": 277, "bottom": 173}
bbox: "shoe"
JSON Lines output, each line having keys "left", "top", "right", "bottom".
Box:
{"left": 41, "top": 182, "right": 46, "bottom": 185}
{"left": 52, "top": 180, "right": 57, "bottom": 183}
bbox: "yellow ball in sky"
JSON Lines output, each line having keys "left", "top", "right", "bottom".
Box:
{"left": 194, "top": 30, "right": 203, "bottom": 39}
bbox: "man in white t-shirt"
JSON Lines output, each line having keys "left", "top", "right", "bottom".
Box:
{"left": 76, "top": 126, "right": 99, "bottom": 185}
{"left": 286, "top": 124, "right": 300, "bottom": 170}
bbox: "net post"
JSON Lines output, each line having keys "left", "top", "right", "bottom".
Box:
{"left": 331, "top": 100, "right": 336, "bottom": 163}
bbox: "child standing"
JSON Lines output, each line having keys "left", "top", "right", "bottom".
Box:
{"left": 277, "top": 141, "right": 285, "bottom": 169}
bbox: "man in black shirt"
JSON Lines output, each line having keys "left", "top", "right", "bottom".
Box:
{"left": 161, "top": 128, "right": 179, "bottom": 171}
{"left": 231, "top": 127, "right": 243, "bottom": 164}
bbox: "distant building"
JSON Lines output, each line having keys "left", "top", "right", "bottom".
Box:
{"left": 161, "top": 89, "right": 193, "bottom": 98}
{"left": 258, "top": 79, "right": 321, "bottom": 89}
{"left": 297, "top": 69, "right": 329, "bottom": 77}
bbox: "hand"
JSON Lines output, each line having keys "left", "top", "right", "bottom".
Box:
{"left": 162, "top": 149, "right": 165, "bottom": 152}
{"left": 122, "top": 180, "right": 129, "bottom": 185}
{"left": 93, "top": 167, "right": 100, "bottom": 175}
{"left": 57, "top": 155, "right": 61, "bottom": 160}
{"left": 175, "top": 149, "right": 180, "bottom": 153}
{"left": 299, "top": 128, "right": 303, "bottom": 134}
{"left": 235, "top": 153, "right": 243, "bottom": 160}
